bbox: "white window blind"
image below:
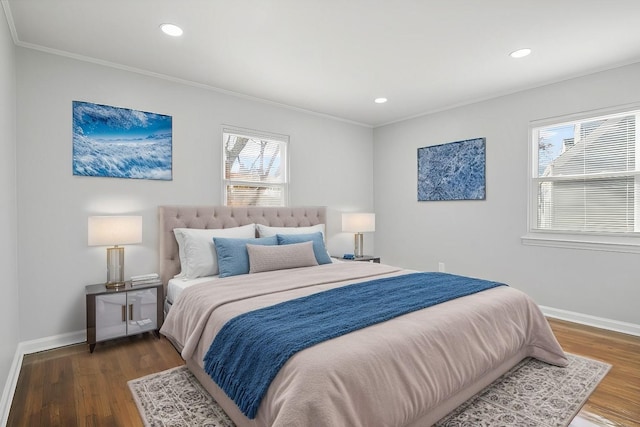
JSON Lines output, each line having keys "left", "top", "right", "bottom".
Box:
{"left": 531, "top": 109, "right": 639, "bottom": 235}
{"left": 222, "top": 127, "right": 288, "bottom": 207}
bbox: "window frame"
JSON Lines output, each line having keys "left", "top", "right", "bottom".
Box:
{"left": 522, "top": 103, "right": 640, "bottom": 253}
{"left": 221, "top": 125, "right": 289, "bottom": 207}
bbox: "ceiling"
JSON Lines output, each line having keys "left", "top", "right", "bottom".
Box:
{"left": 4, "top": 0, "right": 640, "bottom": 127}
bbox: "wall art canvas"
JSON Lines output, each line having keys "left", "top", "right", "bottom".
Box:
{"left": 417, "top": 137, "right": 486, "bottom": 201}
{"left": 72, "top": 101, "right": 172, "bottom": 180}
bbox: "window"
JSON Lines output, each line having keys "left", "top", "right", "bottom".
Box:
{"left": 222, "top": 127, "right": 288, "bottom": 207}
{"left": 524, "top": 106, "right": 640, "bottom": 252}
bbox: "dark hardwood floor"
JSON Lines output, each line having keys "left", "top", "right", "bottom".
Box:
{"left": 549, "top": 319, "right": 640, "bottom": 427}
{"left": 7, "top": 334, "right": 184, "bottom": 427}
{"left": 7, "top": 319, "right": 640, "bottom": 426}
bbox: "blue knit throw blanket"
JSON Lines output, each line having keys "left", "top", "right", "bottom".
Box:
{"left": 203, "top": 272, "right": 506, "bottom": 418}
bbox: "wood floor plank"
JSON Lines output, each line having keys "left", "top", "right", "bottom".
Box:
{"left": 8, "top": 333, "right": 184, "bottom": 427}
{"left": 548, "top": 318, "right": 640, "bottom": 427}
{"left": 7, "top": 320, "right": 640, "bottom": 426}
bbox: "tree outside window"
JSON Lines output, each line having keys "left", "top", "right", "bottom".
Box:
{"left": 222, "top": 128, "right": 288, "bottom": 206}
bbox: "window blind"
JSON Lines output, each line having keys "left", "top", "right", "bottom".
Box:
{"left": 222, "top": 127, "right": 288, "bottom": 207}
{"left": 532, "top": 110, "right": 639, "bottom": 234}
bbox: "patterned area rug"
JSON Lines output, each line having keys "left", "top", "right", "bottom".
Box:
{"left": 128, "top": 353, "right": 610, "bottom": 427}
{"left": 436, "top": 354, "right": 610, "bottom": 426}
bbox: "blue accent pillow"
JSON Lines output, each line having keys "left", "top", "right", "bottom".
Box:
{"left": 276, "top": 232, "right": 332, "bottom": 265}
{"left": 213, "top": 236, "right": 278, "bottom": 278}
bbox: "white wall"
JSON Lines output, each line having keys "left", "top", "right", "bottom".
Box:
{"left": 16, "top": 48, "right": 374, "bottom": 342}
{"left": 0, "top": 5, "right": 19, "bottom": 419}
{"left": 373, "top": 62, "right": 640, "bottom": 326}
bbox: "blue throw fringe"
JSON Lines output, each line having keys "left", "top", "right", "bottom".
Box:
{"left": 203, "top": 272, "right": 506, "bottom": 418}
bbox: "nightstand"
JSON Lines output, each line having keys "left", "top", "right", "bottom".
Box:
{"left": 335, "top": 255, "right": 381, "bottom": 263}
{"left": 86, "top": 281, "right": 163, "bottom": 353}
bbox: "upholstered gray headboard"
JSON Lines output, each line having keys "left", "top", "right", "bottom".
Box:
{"left": 158, "top": 205, "right": 327, "bottom": 290}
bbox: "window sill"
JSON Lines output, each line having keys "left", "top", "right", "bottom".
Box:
{"left": 521, "top": 232, "right": 640, "bottom": 254}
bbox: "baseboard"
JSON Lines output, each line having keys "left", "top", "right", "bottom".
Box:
{"left": 0, "top": 346, "right": 23, "bottom": 427}
{"left": 540, "top": 305, "right": 640, "bottom": 337}
{"left": 16, "top": 329, "right": 86, "bottom": 356}
{"left": 0, "top": 330, "right": 85, "bottom": 427}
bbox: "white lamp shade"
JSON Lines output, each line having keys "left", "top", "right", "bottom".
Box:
{"left": 88, "top": 216, "right": 142, "bottom": 246}
{"left": 342, "top": 213, "right": 375, "bottom": 233}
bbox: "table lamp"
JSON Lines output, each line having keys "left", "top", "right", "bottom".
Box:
{"left": 88, "top": 215, "right": 142, "bottom": 288}
{"left": 342, "top": 213, "right": 375, "bottom": 258}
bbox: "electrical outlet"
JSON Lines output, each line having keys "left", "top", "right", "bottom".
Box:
{"left": 438, "top": 262, "right": 445, "bottom": 272}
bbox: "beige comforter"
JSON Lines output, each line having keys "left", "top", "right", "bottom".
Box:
{"left": 161, "top": 262, "right": 567, "bottom": 427}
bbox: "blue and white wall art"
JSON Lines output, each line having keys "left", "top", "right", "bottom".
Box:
{"left": 417, "top": 137, "right": 486, "bottom": 201}
{"left": 72, "top": 101, "right": 172, "bottom": 180}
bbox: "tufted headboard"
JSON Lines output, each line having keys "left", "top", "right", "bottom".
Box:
{"left": 158, "top": 205, "right": 327, "bottom": 290}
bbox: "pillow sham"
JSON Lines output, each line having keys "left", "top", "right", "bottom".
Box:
{"left": 173, "top": 224, "right": 256, "bottom": 279}
{"left": 256, "top": 223, "right": 325, "bottom": 239}
{"left": 213, "top": 236, "right": 278, "bottom": 278}
{"left": 247, "top": 241, "right": 318, "bottom": 274}
{"left": 276, "top": 232, "right": 332, "bottom": 265}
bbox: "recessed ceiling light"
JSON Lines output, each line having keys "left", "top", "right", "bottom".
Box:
{"left": 510, "top": 48, "right": 531, "bottom": 58}
{"left": 374, "top": 97, "right": 388, "bottom": 104}
{"left": 160, "top": 23, "right": 183, "bottom": 37}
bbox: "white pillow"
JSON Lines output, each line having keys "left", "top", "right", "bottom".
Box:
{"left": 173, "top": 224, "right": 256, "bottom": 279}
{"left": 247, "top": 241, "right": 318, "bottom": 273}
{"left": 256, "top": 223, "right": 325, "bottom": 239}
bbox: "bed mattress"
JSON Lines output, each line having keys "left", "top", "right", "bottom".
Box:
{"left": 166, "top": 276, "right": 217, "bottom": 305}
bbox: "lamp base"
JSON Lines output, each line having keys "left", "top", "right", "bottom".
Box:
{"left": 106, "top": 246, "right": 125, "bottom": 286}
{"left": 354, "top": 232, "right": 364, "bottom": 258}
{"left": 105, "top": 281, "right": 126, "bottom": 289}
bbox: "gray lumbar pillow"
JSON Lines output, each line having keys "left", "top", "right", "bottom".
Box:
{"left": 247, "top": 241, "right": 319, "bottom": 273}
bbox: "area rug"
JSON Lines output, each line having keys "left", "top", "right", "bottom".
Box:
{"left": 128, "top": 353, "right": 610, "bottom": 427}
{"left": 435, "top": 354, "right": 610, "bottom": 426}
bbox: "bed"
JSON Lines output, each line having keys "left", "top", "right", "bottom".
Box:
{"left": 159, "top": 205, "right": 567, "bottom": 427}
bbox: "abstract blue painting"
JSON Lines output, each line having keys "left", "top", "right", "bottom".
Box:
{"left": 417, "top": 138, "right": 486, "bottom": 201}
{"left": 72, "top": 101, "right": 172, "bottom": 180}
